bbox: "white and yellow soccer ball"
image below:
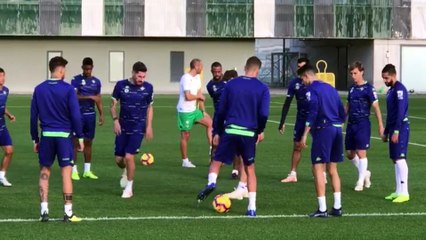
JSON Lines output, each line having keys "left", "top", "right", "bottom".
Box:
{"left": 212, "top": 194, "right": 231, "bottom": 213}
{"left": 140, "top": 153, "right": 154, "bottom": 166}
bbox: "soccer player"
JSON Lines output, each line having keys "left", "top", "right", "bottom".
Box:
{"left": 345, "top": 61, "right": 384, "bottom": 191}
{"left": 381, "top": 64, "right": 410, "bottom": 203}
{"left": 0, "top": 68, "right": 15, "bottom": 187}
{"left": 279, "top": 57, "right": 310, "bottom": 183}
{"left": 70, "top": 57, "right": 104, "bottom": 180}
{"left": 298, "top": 65, "right": 345, "bottom": 218}
{"left": 110, "top": 61, "right": 154, "bottom": 199}
{"left": 30, "top": 56, "right": 83, "bottom": 222}
{"left": 177, "top": 59, "right": 212, "bottom": 168}
{"left": 197, "top": 56, "right": 270, "bottom": 217}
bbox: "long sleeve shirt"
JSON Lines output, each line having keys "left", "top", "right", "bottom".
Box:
{"left": 384, "top": 81, "right": 409, "bottom": 135}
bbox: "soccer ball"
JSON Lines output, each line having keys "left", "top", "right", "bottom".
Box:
{"left": 212, "top": 194, "right": 231, "bottom": 213}
{"left": 140, "top": 153, "right": 154, "bottom": 166}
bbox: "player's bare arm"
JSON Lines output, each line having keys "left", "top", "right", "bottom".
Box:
{"left": 110, "top": 98, "right": 121, "bottom": 136}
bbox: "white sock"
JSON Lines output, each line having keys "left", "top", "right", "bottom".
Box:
{"left": 394, "top": 164, "right": 401, "bottom": 194}
{"left": 64, "top": 204, "right": 73, "bottom": 217}
{"left": 182, "top": 158, "right": 189, "bottom": 162}
{"left": 40, "top": 202, "right": 48, "bottom": 215}
{"left": 289, "top": 171, "right": 297, "bottom": 176}
{"left": 208, "top": 173, "right": 217, "bottom": 185}
{"left": 122, "top": 168, "right": 127, "bottom": 177}
{"left": 237, "top": 181, "right": 247, "bottom": 189}
{"left": 0, "top": 170, "right": 5, "bottom": 179}
{"left": 125, "top": 180, "right": 133, "bottom": 192}
{"left": 84, "top": 163, "right": 91, "bottom": 173}
{"left": 72, "top": 165, "right": 78, "bottom": 173}
{"left": 333, "top": 192, "right": 342, "bottom": 209}
{"left": 396, "top": 159, "right": 409, "bottom": 195}
{"left": 318, "top": 196, "right": 327, "bottom": 212}
{"left": 351, "top": 155, "right": 360, "bottom": 168}
{"left": 248, "top": 192, "right": 256, "bottom": 211}
{"left": 358, "top": 158, "right": 368, "bottom": 184}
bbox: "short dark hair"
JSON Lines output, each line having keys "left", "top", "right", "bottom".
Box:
{"left": 297, "top": 57, "right": 310, "bottom": 65}
{"left": 0, "top": 68, "right": 4, "bottom": 74}
{"left": 349, "top": 61, "right": 364, "bottom": 72}
{"left": 297, "top": 64, "right": 316, "bottom": 76}
{"left": 382, "top": 64, "right": 397, "bottom": 75}
{"left": 82, "top": 57, "right": 93, "bottom": 66}
{"left": 132, "top": 61, "right": 147, "bottom": 73}
{"left": 49, "top": 56, "right": 68, "bottom": 73}
{"left": 190, "top": 58, "right": 201, "bottom": 69}
{"left": 211, "top": 61, "right": 222, "bottom": 69}
{"left": 245, "top": 56, "right": 262, "bottom": 70}
{"left": 223, "top": 70, "right": 238, "bottom": 81}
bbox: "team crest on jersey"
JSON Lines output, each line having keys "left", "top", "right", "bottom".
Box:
{"left": 124, "top": 85, "right": 130, "bottom": 93}
{"left": 140, "top": 86, "right": 145, "bottom": 91}
{"left": 2, "top": 91, "right": 5, "bottom": 95}
{"left": 359, "top": 87, "right": 364, "bottom": 91}
{"left": 306, "top": 92, "right": 311, "bottom": 101}
{"left": 81, "top": 80, "right": 86, "bottom": 86}
{"left": 350, "top": 87, "right": 354, "bottom": 93}
{"left": 397, "top": 90, "right": 404, "bottom": 100}
{"left": 295, "top": 83, "right": 300, "bottom": 90}
{"left": 213, "top": 85, "right": 217, "bottom": 92}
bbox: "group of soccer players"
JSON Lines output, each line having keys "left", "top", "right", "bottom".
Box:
{"left": 0, "top": 53, "right": 411, "bottom": 220}
{"left": 277, "top": 59, "right": 411, "bottom": 217}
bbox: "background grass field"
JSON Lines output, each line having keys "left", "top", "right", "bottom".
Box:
{"left": 0, "top": 94, "right": 425, "bottom": 239}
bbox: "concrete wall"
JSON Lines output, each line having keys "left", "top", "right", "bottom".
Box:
{"left": 373, "top": 39, "right": 426, "bottom": 92}
{"left": 0, "top": 38, "right": 255, "bottom": 94}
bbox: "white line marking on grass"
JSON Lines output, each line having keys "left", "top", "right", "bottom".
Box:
{"left": 268, "top": 120, "right": 426, "bottom": 148}
{"left": 2, "top": 212, "right": 426, "bottom": 223}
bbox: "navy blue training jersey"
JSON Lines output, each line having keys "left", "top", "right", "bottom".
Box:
{"left": 347, "top": 82, "right": 378, "bottom": 123}
{"left": 213, "top": 76, "right": 270, "bottom": 135}
{"left": 306, "top": 81, "right": 345, "bottom": 128}
{"left": 287, "top": 77, "right": 309, "bottom": 120}
{"left": 30, "top": 79, "right": 83, "bottom": 143}
{"left": 0, "top": 86, "right": 9, "bottom": 130}
{"left": 206, "top": 79, "right": 227, "bottom": 112}
{"left": 112, "top": 79, "right": 154, "bottom": 134}
{"left": 385, "top": 81, "right": 409, "bottom": 135}
{"left": 71, "top": 74, "right": 102, "bottom": 115}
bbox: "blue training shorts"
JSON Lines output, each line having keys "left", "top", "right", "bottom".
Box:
{"left": 311, "top": 125, "right": 344, "bottom": 164}
{"left": 81, "top": 113, "right": 96, "bottom": 140}
{"left": 39, "top": 136, "right": 74, "bottom": 168}
{"left": 345, "top": 120, "right": 371, "bottom": 150}
{"left": 214, "top": 132, "right": 257, "bottom": 166}
{"left": 293, "top": 119, "right": 306, "bottom": 142}
{"left": 389, "top": 123, "right": 410, "bottom": 160}
{"left": 0, "top": 128, "right": 12, "bottom": 146}
{"left": 114, "top": 133, "right": 144, "bottom": 157}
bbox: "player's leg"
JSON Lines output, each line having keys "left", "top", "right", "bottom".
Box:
{"left": 390, "top": 124, "right": 410, "bottom": 203}
{"left": 231, "top": 155, "right": 241, "bottom": 179}
{"left": 82, "top": 115, "right": 98, "bottom": 179}
{"left": 121, "top": 134, "right": 143, "bottom": 198}
{"left": 59, "top": 137, "right": 81, "bottom": 222}
{"left": 328, "top": 126, "right": 343, "bottom": 216}
{"left": 38, "top": 136, "right": 55, "bottom": 222}
{"left": 114, "top": 134, "right": 127, "bottom": 188}
{"left": 354, "top": 121, "right": 371, "bottom": 191}
{"left": 281, "top": 141, "right": 302, "bottom": 183}
{"left": 178, "top": 112, "right": 196, "bottom": 167}
{"left": 245, "top": 163, "right": 257, "bottom": 217}
{"left": 225, "top": 156, "right": 249, "bottom": 200}
{"left": 309, "top": 128, "right": 331, "bottom": 218}
{"left": 197, "top": 133, "right": 235, "bottom": 202}
{"left": 196, "top": 111, "right": 213, "bottom": 149}
{"left": 0, "top": 129, "right": 14, "bottom": 186}
{"left": 354, "top": 149, "right": 367, "bottom": 191}
{"left": 71, "top": 138, "right": 80, "bottom": 180}
{"left": 0, "top": 145, "right": 13, "bottom": 187}
{"left": 281, "top": 122, "right": 304, "bottom": 183}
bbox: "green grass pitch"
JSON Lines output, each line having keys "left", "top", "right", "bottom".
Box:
{"left": 0, "top": 94, "right": 425, "bottom": 239}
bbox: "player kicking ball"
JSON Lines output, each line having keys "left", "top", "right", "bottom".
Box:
{"left": 110, "top": 61, "right": 154, "bottom": 198}
{"left": 197, "top": 56, "right": 270, "bottom": 217}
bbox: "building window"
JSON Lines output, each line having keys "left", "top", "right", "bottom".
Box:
{"left": 170, "top": 51, "right": 184, "bottom": 82}
{"left": 105, "top": 0, "right": 124, "bottom": 35}
{"left": 60, "top": 0, "right": 81, "bottom": 35}
{"left": 46, "top": 51, "right": 63, "bottom": 79}
{"left": 0, "top": 0, "right": 39, "bottom": 35}
{"left": 109, "top": 51, "right": 125, "bottom": 82}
